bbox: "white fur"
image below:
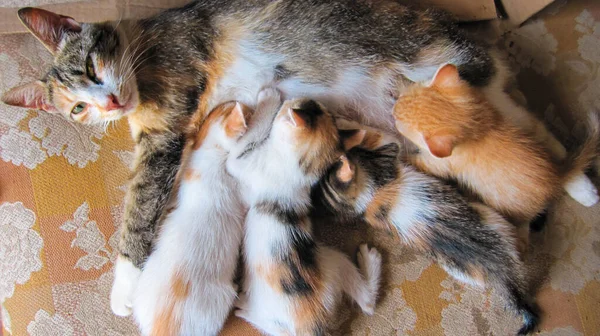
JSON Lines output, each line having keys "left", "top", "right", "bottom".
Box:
{"left": 564, "top": 173, "right": 600, "bottom": 207}
{"left": 130, "top": 114, "right": 245, "bottom": 336}
{"left": 110, "top": 255, "right": 142, "bottom": 317}
{"left": 227, "top": 88, "right": 381, "bottom": 335}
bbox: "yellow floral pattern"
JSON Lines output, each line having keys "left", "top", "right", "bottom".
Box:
{"left": 1, "top": 1, "right": 600, "bottom": 335}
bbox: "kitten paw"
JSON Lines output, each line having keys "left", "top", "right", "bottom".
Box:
{"left": 564, "top": 173, "right": 599, "bottom": 207}
{"left": 257, "top": 87, "right": 280, "bottom": 103}
{"left": 357, "top": 244, "right": 382, "bottom": 315}
{"left": 110, "top": 256, "right": 142, "bottom": 317}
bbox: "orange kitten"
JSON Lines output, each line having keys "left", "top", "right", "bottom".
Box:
{"left": 393, "top": 64, "right": 598, "bottom": 227}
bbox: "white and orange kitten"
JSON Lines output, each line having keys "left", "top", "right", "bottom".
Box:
{"left": 116, "top": 102, "right": 248, "bottom": 336}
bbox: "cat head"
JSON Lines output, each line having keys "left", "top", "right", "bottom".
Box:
{"left": 270, "top": 98, "right": 343, "bottom": 180}
{"left": 313, "top": 130, "right": 400, "bottom": 216}
{"left": 1, "top": 8, "right": 139, "bottom": 125}
{"left": 393, "top": 63, "right": 489, "bottom": 158}
{"left": 193, "top": 102, "right": 251, "bottom": 152}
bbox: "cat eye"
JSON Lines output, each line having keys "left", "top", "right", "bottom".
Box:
{"left": 86, "top": 56, "right": 102, "bottom": 85}
{"left": 71, "top": 102, "right": 87, "bottom": 115}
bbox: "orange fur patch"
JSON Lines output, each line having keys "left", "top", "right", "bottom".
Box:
{"left": 394, "top": 75, "right": 559, "bottom": 223}
{"left": 183, "top": 168, "right": 201, "bottom": 181}
{"left": 151, "top": 271, "right": 190, "bottom": 336}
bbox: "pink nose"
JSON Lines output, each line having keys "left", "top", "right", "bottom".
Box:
{"left": 106, "top": 94, "right": 123, "bottom": 111}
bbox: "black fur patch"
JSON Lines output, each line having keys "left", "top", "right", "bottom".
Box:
{"left": 349, "top": 143, "right": 399, "bottom": 188}
{"left": 255, "top": 200, "right": 308, "bottom": 226}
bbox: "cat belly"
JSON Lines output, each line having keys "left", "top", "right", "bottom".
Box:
{"left": 209, "top": 44, "right": 399, "bottom": 132}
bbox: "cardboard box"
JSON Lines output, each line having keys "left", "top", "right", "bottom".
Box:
{"left": 0, "top": 0, "right": 554, "bottom": 34}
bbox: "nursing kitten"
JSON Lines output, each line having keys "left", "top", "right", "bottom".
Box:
{"left": 227, "top": 89, "right": 382, "bottom": 336}
{"left": 3, "top": 3, "right": 584, "bottom": 317}
{"left": 313, "top": 135, "right": 539, "bottom": 335}
{"left": 393, "top": 64, "right": 599, "bottom": 226}
{"left": 127, "top": 102, "right": 247, "bottom": 335}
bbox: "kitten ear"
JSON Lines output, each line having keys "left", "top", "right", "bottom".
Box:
{"left": 341, "top": 129, "right": 366, "bottom": 150}
{"left": 2, "top": 81, "right": 56, "bottom": 113}
{"left": 336, "top": 155, "right": 354, "bottom": 183}
{"left": 429, "top": 64, "right": 461, "bottom": 88}
{"left": 224, "top": 102, "right": 250, "bottom": 137}
{"left": 283, "top": 108, "right": 307, "bottom": 129}
{"left": 18, "top": 7, "right": 82, "bottom": 54}
{"left": 424, "top": 134, "right": 455, "bottom": 158}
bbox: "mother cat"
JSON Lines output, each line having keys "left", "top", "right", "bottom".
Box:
{"left": 2, "top": 0, "right": 588, "bottom": 318}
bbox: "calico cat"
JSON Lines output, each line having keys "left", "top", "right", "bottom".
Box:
{"left": 227, "top": 88, "right": 382, "bottom": 335}
{"left": 393, "top": 64, "right": 599, "bottom": 226}
{"left": 3, "top": 2, "right": 590, "bottom": 316}
{"left": 127, "top": 102, "right": 247, "bottom": 335}
{"left": 313, "top": 133, "right": 539, "bottom": 335}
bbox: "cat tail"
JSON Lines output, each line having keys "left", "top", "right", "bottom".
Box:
{"left": 561, "top": 112, "right": 599, "bottom": 183}
{"left": 490, "top": 271, "right": 540, "bottom": 336}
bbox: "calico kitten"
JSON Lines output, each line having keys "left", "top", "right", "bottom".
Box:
{"left": 393, "top": 64, "right": 599, "bottom": 226}
{"left": 313, "top": 135, "right": 539, "bottom": 335}
{"left": 126, "top": 102, "right": 247, "bottom": 335}
{"left": 3, "top": 3, "right": 584, "bottom": 317}
{"left": 227, "top": 88, "right": 382, "bottom": 336}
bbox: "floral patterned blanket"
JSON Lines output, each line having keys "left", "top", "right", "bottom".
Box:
{"left": 1, "top": 0, "right": 599, "bottom": 335}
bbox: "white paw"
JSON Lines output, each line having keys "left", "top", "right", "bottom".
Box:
{"left": 357, "top": 244, "right": 382, "bottom": 315}
{"left": 257, "top": 87, "right": 280, "bottom": 103}
{"left": 357, "top": 244, "right": 382, "bottom": 278}
{"left": 110, "top": 255, "right": 142, "bottom": 317}
{"left": 564, "top": 173, "right": 599, "bottom": 207}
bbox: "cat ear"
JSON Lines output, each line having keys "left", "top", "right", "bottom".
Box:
{"left": 224, "top": 102, "right": 250, "bottom": 137}
{"left": 336, "top": 155, "right": 354, "bottom": 183}
{"left": 18, "top": 7, "right": 82, "bottom": 54}
{"left": 424, "top": 134, "right": 455, "bottom": 158}
{"left": 341, "top": 129, "right": 366, "bottom": 150}
{"left": 2, "top": 81, "right": 56, "bottom": 113}
{"left": 429, "top": 64, "right": 461, "bottom": 88}
{"left": 283, "top": 108, "right": 307, "bottom": 129}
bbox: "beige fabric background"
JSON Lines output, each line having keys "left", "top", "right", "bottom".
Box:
{"left": 0, "top": 0, "right": 599, "bottom": 335}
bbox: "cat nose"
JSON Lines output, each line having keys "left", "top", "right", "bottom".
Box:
{"left": 106, "top": 94, "right": 123, "bottom": 111}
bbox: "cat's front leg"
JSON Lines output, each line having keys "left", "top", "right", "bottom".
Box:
{"left": 111, "top": 131, "right": 185, "bottom": 315}
{"left": 110, "top": 256, "right": 142, "bottom": 316}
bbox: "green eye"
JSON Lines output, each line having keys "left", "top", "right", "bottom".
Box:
{"left": 72, "top": 102, "right": 87, "bottom": 114}
{"left": 86, "top": 56, "right": 101, "bottom": 84}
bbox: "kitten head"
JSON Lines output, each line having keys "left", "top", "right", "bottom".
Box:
{"left": 393, "top": 64, "right": 492, "bottom": 158}
{"left": 270, "top": 98, "right": 342, "bottom": 180}
{"left": 1, "top": 8, "right": 139, "bottom": 125}
{"left": 314, "top": 131, "right": 400, "bottom": 216}
{"left": 193, "top": 102, "right": 251, "bottom": 151}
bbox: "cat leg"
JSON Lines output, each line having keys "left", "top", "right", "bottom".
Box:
{"left": 331, "top": 244, "right": 382, "bottom": 315}
{"left": 110, "top": 255, "right": 142, "bottom": 316}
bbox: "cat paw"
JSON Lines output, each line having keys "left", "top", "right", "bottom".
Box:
{"left": 110, "top": 255, "right": 142, "bottom": 317}
{"left": 564, "top": 173, "right": 599, "bottom": 207}
{"left": 257, "top": 87, "right": 280, "bottom": 103}
{"left": 357, "top": 244, "right": 382, "bottom": 315}
{"left": 357, "top": 244, "right": 382, "bottom": 280}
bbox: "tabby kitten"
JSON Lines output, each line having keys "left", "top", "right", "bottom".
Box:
{"left": 128, "top": 102, "right": 247, "bottom": 335}
{"left": 227, "top": 89, "right": 381, "bottom": 336}
{"left": 313, "top": 134, "right": 539, "bottom": 335}
{"left": 2, "top": 2, "right": 577, "bottom": 317}
{"left": 393, "top": 64, "right": 598, "bottom": 226}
